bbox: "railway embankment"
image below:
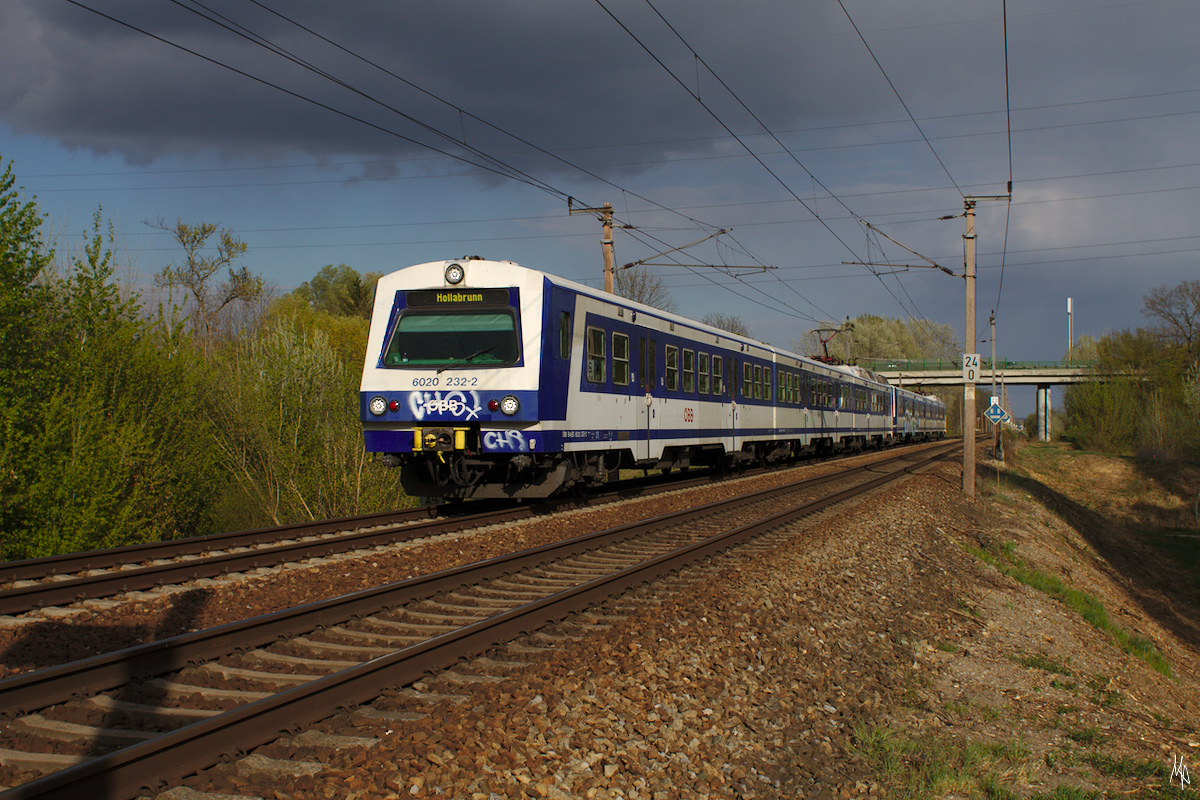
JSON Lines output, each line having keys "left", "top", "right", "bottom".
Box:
{"left": 2, "top": 443, "right": 1196, "bottom": 799}
{"left": 182, "top": 444, "right": 1199, "bottom": 799}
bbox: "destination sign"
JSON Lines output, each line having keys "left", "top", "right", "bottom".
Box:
{"left": 407, "top": 288, "right": 511, "bottom": 307}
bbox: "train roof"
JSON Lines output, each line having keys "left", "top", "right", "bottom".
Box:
{"left": 380, "top": 259, "right": 943, "bottom": 395}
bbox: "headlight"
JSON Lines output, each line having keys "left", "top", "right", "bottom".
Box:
{"left": 500, "top": 395, "right": 520, "bottom": 416}
{"left": 445, "top": 263, "right": 465, "bottom": 285}
{"left": 369, "top": 396, "right": 388, "bottom": 416}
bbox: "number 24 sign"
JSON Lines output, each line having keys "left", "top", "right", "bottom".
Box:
{"left": 963, "top": 353, "right": 980, "bottom": 383}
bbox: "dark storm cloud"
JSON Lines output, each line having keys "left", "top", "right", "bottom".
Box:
{"left": 1, "top": 0, "right": 906, "bottom": 172}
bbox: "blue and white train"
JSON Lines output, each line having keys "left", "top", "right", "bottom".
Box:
{"left": 360, "top": 258, "right": 945, "bottom": 500}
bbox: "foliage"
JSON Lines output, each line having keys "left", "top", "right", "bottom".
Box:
{"left": 0, "top": 158, "right": 409, "bottom": 558}
{"left": 0, "top": 157, "right": 56, "bottom": 554}
{"left": 265, "top": 293, "right": 371, "bottom": 371}
{"left": 1063, "top": 322, "right": 1198, "bottom": 458}
{"left": 152, "top": 218, "right": 263, "bottom": 348}
{"left": 294, "top": 263, "right": 381, "bottom": 319}
{"left": 793, "top": 314, "right": 958, "bottom": 363}
{"left": 2, "top": 207, "right": 223, "bottom": 559}
{"left": 205, "top": 314, "right": 404, "bottom": 528}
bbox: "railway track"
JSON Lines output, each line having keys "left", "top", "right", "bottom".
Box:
{"left": 0, "top": 444, "right": 927, "bottom": 617}
{"left": 0, "top": 441, "right": 956, "bottom": 799}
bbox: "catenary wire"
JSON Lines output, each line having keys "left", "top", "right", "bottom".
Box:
{"left": 834, "top": 0, "right": 965, "bottom": 198}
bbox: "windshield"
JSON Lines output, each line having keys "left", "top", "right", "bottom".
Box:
{"left": 383, "top": 310, "right": 520, "bottom": 368}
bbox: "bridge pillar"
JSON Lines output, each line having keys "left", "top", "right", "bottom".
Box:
{"left": 1036, "top": 384, "right": 1052, "bottom": 441}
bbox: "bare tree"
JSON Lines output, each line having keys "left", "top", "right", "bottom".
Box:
{"left": 152, "top": 219, "right": 263, "bottom": 348}
{"left": 701, "top": 312, "right": 751, "bottom": 337}
{"left": 613, "top": 265, "right": 676, "bottom": 313}
{"left": 1143, "top": 279, "right": 1200, "bottom": 359}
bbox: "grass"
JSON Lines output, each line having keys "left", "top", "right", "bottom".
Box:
{"left": 1082, "top": 752, "right": 1163, "bottom": 779}
{"left": 1065, "top": 725, "right": 1109, "bottom": 747}
{"left": 1031, "top": 787, "right": 1099, "bottom": 800}
{"left": 963, "top": 539, "right": 1173, "bottom": 677}
{"left": 1141, "top": 528, "right": 1200, "bottom": 598}
{"left": 1086, "top": 675, "right": 1124, "bottom": 707}
{"left": 1084, "top": 753, "right": 1197, "bottom": 800}
{"left": 852, "top": 724, "right": 1029, "bottom": 800}
{"left": 957, "top": 597, "right": 982, "bottom": 618}
{"left": 1015, "top": 652, "right": 1073, "bottom": 676}
{"left": 855, "top": 721, "right": 1193, "bottom": 800}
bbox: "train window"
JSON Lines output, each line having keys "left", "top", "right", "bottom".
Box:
{"left": 698, "top": 353, "right": 710, "bottom": 394}
{"left": 763, "top": 366, "right": 771, "bottom": 403}
{"left": 649, "top": 339, "right": 657, "bottom": 387}
{"left": 712, "top": 355, "right": 723, "bottom": 395}
{"left": 385, "top": 310, "right": 519, "bottom": 369}
{"left": 682, "top": 349, "right": 695, "bottom": 393}
{"left": 586, "top": 326, "right": 606, "bottom": 383}
{"left": 559, "top": 312, "right": 571, "bottom": 359}
{"left": 665, "top": 345, "right": 679, "bottom": 391}
{"left": 743, "top": 362, "right": 753, "bottom": 398}
{"left": 613, "top": 332, "right": 630, "bottom": 386}
{"left": 779, "top": 371, "right": 788, "bottom": 404}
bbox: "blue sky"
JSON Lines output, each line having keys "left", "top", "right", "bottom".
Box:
{"left": 3, "top": 1, "right": 1198, "bottom": 417}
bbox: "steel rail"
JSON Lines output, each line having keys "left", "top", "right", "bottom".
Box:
{"left": 0, "top": 444, "right": 951, "bottom": 715}
{"left": 0, "top": 507, "right": 438, "bottom": 584}
{"left": 0, "top": 453, "right": 748, "bottom": 586}
{"left": 0, "top": 443, "right": 944, "bottom": 616}
{"left": 0, "top": 443, "right": 957, "bottom": 800}
{"left": 0, "top": 472, "right": 732, "bottom": 615}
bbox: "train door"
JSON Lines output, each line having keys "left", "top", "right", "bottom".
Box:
{"left": 890, "top": 387, "right": 898, "bottom": 442}
{"left": 636, "top": 332, "right": 658, "bottom": 462}
{"left": 818, "top": 376, "right": 833, "bottom": 447}
{"left": 729, "top": 357, "right": 741, "bottom": 456}
{"left": 723, "top": 355, "right": 736, "bottom": 457}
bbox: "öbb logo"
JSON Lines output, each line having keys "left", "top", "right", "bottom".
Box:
{"left": 408, "top": 391, "right": 482, "bottom": 421}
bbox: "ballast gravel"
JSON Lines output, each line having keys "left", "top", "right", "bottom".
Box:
{"left": 187, "top": 462, "right": 978, "bottom": 800}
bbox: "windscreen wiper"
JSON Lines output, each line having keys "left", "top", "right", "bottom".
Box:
{"left": 437, "top": 344, "right": 499, "bottom": 374}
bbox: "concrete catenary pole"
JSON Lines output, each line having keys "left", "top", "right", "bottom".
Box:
{"left": 963, "top": 200, "right": 977, "bottom": 498}
{"left": 601, "top": 203, "right": 615, "bottom": 294}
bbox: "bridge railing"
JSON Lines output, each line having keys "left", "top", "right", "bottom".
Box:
{"left": 859, "top": 358, "right": 1099, "bottom": 372}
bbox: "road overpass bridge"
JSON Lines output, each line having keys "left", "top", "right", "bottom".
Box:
{"left": 859, "top": 359, "right": 1102, "bottom": 441}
